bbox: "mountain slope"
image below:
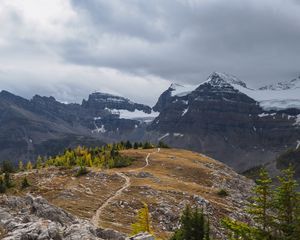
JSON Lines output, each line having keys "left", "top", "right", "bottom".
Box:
{"left": 150, "top": 72, "right": 300, "bottom": 171}
{"left": 4, "top": 148, "right": 254, "bottom": 239}
{"left": 0, "top": 90, "right": 155, "bottom": 164}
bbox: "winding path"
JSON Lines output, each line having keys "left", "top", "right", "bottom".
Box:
{"left": 91, "top": 172, "right": 130, "bottom": 226}
{"left": 91, "top": 151, "right": 155, "bottom": 227}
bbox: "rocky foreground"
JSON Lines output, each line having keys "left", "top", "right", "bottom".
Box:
{"left": 0, "top": 194, "right": 131, "bottom": 240}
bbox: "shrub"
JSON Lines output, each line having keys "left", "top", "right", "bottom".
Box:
{"left": 217, "top": 189, "right": 228, "bottom": 197}
{"left": 170, "top": 205, "right": 210, "bottom": 240}
{"left": 0, "top": 177, "right": 6, "bottom": 193}
{"left": 76, "top": 166, "right": 89, "bottom": 177}
{"left": 21, "top": 176, "right": 30, "bottom": 189}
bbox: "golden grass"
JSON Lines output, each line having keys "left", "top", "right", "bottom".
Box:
{"left": 8, "top": 148, "right": 250, "bottom": 239}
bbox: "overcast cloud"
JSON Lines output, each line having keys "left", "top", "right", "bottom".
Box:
{"left": 0, "top": 0, "right": 300, "bottom": 105}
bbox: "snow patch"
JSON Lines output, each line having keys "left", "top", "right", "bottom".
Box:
{"left": 173, "top": 133, "right": 184, "bottom": 137}
{"left": 169, "top": 83, "right": 198, "bottom": 97}
{"left": 296, "top": 140, "right": 300, "bottom": 150}
{"left": 158, "top": 133, "right": 170, "bottom": 141}
{"left": 231, "top": 84, "right": 300, "bottom": 110}
{"left": 92, "top": 124, "right": 106, "bottom": 133}
{"left": 293, "top": 114, "right": 300, "bottom": 126}
{"left": 258, "top": 113, "right": 276, "bottom": 118}
{"left": 105, "top": 108, "right": 159, "bottom": 122}
{"left": 181, "top": 107, "right": 189, "bottom": 116}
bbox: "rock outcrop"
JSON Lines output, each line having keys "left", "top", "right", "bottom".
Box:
{"left": 0, "top": 194, "right": 126, "bottom": 240}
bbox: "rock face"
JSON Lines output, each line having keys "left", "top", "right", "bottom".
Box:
{"left": 0, "top": 90, "right": 153, "bottom": 165}
{"left": 150, "top": 72, "right": 300, "bottom": 171}
{"left": 0, "top": 194, "right": 126, "bottom": 240}
{"left": 126, "top": 233, "right": 155, "bottom": 240}
{"left": 82, "top": 92, "right": 152, "bottom": 114}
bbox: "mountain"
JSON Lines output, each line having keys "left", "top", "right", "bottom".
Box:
{"left": 153, "top": 83, "right": 196, "bottom": 112}
{"left": 259, "top": 75, "right": 300, "bottom": 90}
{"left": 1, "top": 72, "right": 300, "bottom": 173}
{"left": 150, "top": 72, "right": 300, "bottom": 172}
{"left": 0, "top": 90, "right": 156, "bottom": 164}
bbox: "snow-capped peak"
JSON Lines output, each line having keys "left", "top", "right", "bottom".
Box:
{"left": 259, "top": 76, "right": 300, "bottom": 91}
{"left": 205, "top": 72, "right": 248, "bottom": 88}
{"left": 169, "top": 83, "right": 198, "bottom": 97}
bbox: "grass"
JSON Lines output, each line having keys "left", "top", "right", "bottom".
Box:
{"left": 7, "top": 148, "right": 252, "bottom": 240}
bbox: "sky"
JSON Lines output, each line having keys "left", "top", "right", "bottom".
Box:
{"left": 0, "top": 0, "right": 300, "bottom": 105}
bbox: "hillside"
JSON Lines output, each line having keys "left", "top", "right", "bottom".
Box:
{"left": 245, "top": 145, "right": 300, "bottom": 183}
{"left": 1, "top": 148, "right": 254, "bottom": 239}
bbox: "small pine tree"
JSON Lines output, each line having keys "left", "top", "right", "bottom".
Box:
{"left": 18, "top": 160, "right": 24, "bottom": 172}
{"left": 36, "top": 156, "right": 43, "bottom": 169}
{"left": 247, "top": 168, "right": 274, "bottom": 236}
{"left": 0, "top": 177, "right": 6, "bottom": 193}
{"left": 274, "top": 166, "right": 300, "bottom": 239}
{"left": 143, "top": 142, "right": 153, "bottom": 149}
{"left": 76, "top": 165, "right": 89, "bottom": 177}
{"left": 21, "top": 176, "right": 30, "bottom": 189}
{"left": 171, "top": 206, "right": 210, "bottom": 240}
{"left": 125, "top": 140, "right": 133, "bottom": 149}
{"left": 131, "top": 203, "right": 153, "bottom": 235}
{"left": 158, "top": 141, "right": 169, "bottom": 148}
{"left": 134, "top": 142, "right": 139, "bottom": 149}
{"left": 26, "top": 161, "right": 33, "bottom": 171}
{"left": 1, "top": 160, "right": 14, "bottom": 173}
{"left": 222, "top": 166, "right": 300, "bottom": 240}
{"left": 4, "top": 172, "right": 13, "bottom": 188}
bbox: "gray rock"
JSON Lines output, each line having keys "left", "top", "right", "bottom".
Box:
{"left": 0, "top": 194, "right": 126, "bottom": 240}
{"left": 126, "top": 232, "right": 155, "bottom": 240}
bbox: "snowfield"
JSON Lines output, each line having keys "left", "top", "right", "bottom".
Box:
{"left": 197, "top": 72, "right": 300, "bottom": 110}
{"left": 167, "top": 73, "right": 300, "bottom": 110}
{"left": 232, "top": 84, "right": 300, "bottom": 110}
{"left": 106, "top": 108, "right": 159, "bottom": 121}
{"left": 169, "top": 83, "right": 198, "bottom": 97}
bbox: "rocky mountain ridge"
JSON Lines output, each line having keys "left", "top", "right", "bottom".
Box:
{"left": 1, "top": 72, "right": 300, "bottom": 173}
{"left": 150, "top": 72, "right": 300, "bottom": 171}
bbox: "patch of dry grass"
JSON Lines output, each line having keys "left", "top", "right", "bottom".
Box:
{"left": 7, "top": 148, "right": 252, "bottom": 239}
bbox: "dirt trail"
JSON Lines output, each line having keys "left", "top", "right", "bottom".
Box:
{"left": 91, "top": 172, "right": 130, "bottom": 226}
{"left": 91, "top": 150, "right": 156, "bottom": 227}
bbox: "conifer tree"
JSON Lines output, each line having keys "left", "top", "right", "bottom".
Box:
{"left": 274, "top": 166, "right": 300, "bottom": 239}
{"left": 131, "top": 203, "right": 153, "bottom": 235}
{"left": 247, "top": 168, "right": 274, "bottom": 236}
{"left": 125, "top": 140, "right": 132, "bottom": 149}
{"left": 18, "top": 160, "right": 24, "bottom": 172}
{"left": 26, "top": 161, "right": 33, "bottom": 171}
{"left": 0, "top": 176, "right": 6, "bottom": 193}
{"left": 36, "top": 156, "right": 43, "bottom": 169}
{"left": 134, "top": 142, "right": 139, "bottom": 149}
{"left": 1, "top": 160, "right": 14, "bottom": 173}
{"left": 21, "top": 176, "right": 30, "bottom": 189}
{"left": 222, "top": 167, "right": 300, "bottom": 240}
{"left": 4, "top": 172, "right": 12, "bottom": 188}
{"left": 171, "top": 205, "right": 210, "bottom": 240}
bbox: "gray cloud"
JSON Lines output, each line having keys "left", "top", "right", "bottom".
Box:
{"left": 0, "top": 0, "right": 300, "bottom": 105}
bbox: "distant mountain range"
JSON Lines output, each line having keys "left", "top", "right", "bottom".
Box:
{"left": 0, "top": 72, "right": 299, "bottom": 172}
